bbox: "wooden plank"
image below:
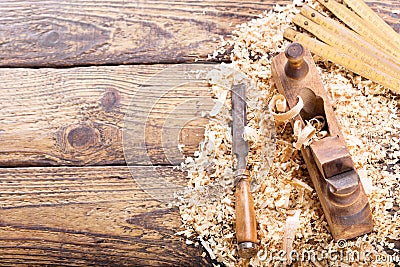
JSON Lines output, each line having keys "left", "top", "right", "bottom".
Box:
{"left": 0, "top": 0, "right": 286, "bottom": 67}
{"left": 0, "top": 0, "right": 398, "bottom": 67}
{"left": 0, "top": 64, "right": 214, "bottom": 166}
{"left": 0, "top": 166, "right": 212, "bottom": 266}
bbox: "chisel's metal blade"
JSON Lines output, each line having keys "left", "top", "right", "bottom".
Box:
{"left": 232, "top": 83, "right": 248, "bottom": 170}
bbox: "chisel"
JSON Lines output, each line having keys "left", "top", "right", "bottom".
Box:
{"left": 232, "top": 83, "right": 258, "bottom": 259}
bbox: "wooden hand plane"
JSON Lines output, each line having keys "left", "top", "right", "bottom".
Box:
{"left": 271, "top": 42, "right": 373, "bottom": 240}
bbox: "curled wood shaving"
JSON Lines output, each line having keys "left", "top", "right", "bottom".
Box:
{"left": 293, "top": 115, "right": 328, "bottom": 149}
{"left": 308, "top": 115, "right": 326, "bottom": 132}
{"left": 276, "top": 95, "right": 287, "bottom": 112}
{"left": 269, "top": 94, "right": 304, "bottom": 122}
{"left": 269, "top": 94, "right": 327, "bottom": 150}
{"left": 293, "top": 120, "right": 317, "bottom": 149}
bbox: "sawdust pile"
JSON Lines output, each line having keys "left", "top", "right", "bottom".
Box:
{"left": 177, "top": 2, "right": 399, "bottom": 266}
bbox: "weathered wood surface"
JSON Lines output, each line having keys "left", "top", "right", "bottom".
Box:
{"left": 0, "top": 64, "right": 213, "bottom": 166}
{"left": 0, "top": 0, "right": 398, "bottom": 266}
{"left": 0, "top": 166, "right": 211, "bottom": 266}
{"left": 0, "top": 0, "right": 286, "bottom": 67}
{"left": 0, "top": 0, "right": 399, "bottom": 67}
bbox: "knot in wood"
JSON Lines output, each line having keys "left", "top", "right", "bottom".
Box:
{"left": 67, "top": 126, "right": 97, "bottom": 148}
{"left": 101, "top": 89, "right": 120, "bottom": 111}
{"left": 42, "top": 31, "right": 60, "bottom": 47}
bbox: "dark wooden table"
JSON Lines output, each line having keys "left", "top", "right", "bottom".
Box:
{"left": 0, "top": 0, "right": 398, "bottom": 265}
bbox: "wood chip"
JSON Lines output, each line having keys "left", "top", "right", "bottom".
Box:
{"left": 283, "top": 209, "right": 301, "bottom": 264}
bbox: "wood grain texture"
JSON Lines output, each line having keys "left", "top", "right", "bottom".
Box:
{"left": 0, "top": 64, "right": 214, "bottom": 166}
{"left": 0, "top": 1, "right": 398, "bottom": 265}
{"left": 0, "top": 0, "right": 287, "bottom": 67}
{"left": 0, "top": 0, "right": 398, "bottom": 67}
{"left": 0, "top": 166, "right": 212, "bottom": 266}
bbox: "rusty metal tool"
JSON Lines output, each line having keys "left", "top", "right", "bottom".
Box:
{"left": 271, "top": 42, "right": 374, "bottom": 240}
{"left": 232, "top": 83, "right": 258, "bottom": 258}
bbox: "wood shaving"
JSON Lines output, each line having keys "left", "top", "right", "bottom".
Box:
{"left": 269, "top": 94, "right": 304, "bottom": 122}
{"left": 292, "top": 177, "right": 314, "bottom": 192}
{"left": 293, "top": 120, "right": 316, "bottom": 149}
{"left": 177, "top": 1, "right": 399, "bottom": 266}
{"left": 199, "top": 236, "right": 217, "bottom": 260}
{"left": 283, "top": 209, "right": 302, "bottom": 264}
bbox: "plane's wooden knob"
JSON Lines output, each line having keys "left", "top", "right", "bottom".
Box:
{"left": 284, "top": 42, "right": 309, "bottom": 79}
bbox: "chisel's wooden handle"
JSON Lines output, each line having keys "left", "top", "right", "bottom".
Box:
{"left": 235, "top": 171, "right": 258, "bottom": 258}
